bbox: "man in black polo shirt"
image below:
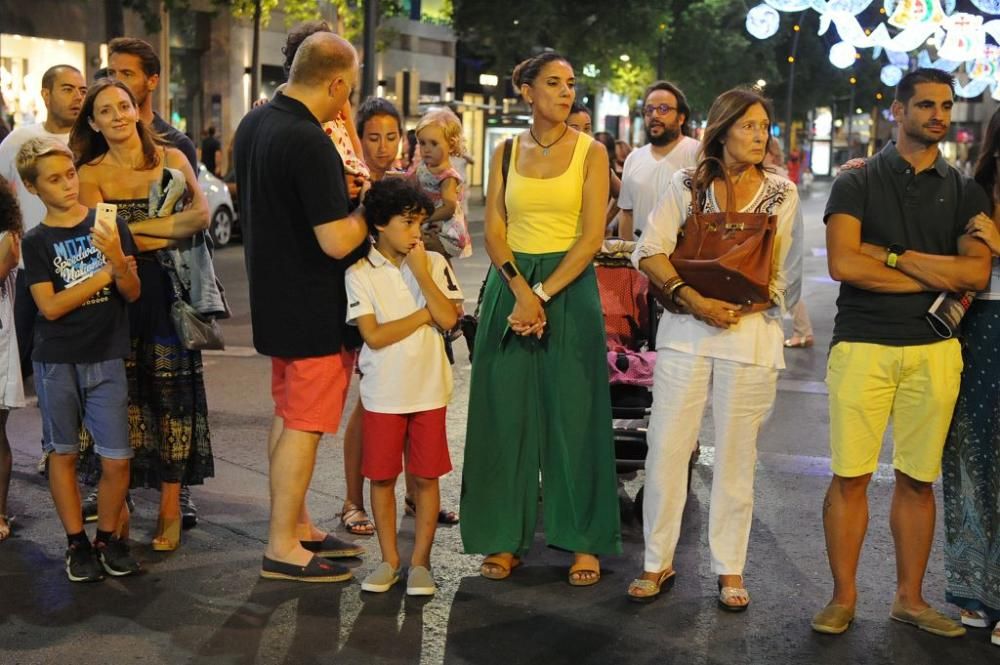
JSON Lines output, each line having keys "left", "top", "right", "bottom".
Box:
{"left": 235, "top": 32, "right": 368, "bottom": 583}
{"left": 812, "top": 68, "right": 992, "bottom": 637}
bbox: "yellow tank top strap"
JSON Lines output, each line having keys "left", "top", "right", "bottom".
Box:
{"left": 505, "top": 131, "right": 593, "bottom": 254}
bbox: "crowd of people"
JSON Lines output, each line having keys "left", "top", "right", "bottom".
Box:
{"left": 0, "top": 24, "right": 999, "bottom": 648}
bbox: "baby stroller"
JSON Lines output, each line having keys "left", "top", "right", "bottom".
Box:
{"left": 594, "top": 240, "right": 698, "bottom": 522}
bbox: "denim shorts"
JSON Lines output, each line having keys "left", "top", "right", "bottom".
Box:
{"left": 34, "top": 359, "right": 132, "bottom": 460}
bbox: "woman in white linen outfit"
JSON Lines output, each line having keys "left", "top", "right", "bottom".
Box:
{"left": 627, "top": 88, "right": 802, "bottom": 608}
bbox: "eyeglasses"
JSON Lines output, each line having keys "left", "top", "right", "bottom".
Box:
{"left": 643, "top": 104, "right": 678, "bottom": 116}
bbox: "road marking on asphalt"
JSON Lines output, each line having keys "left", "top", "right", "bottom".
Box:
{"left": 202, "top": 346, "right": 259, "bottom": 357}
{"left": 778, "top": 379, "right": 828, "bottom": 395}
{"left": 695, "top": 444, "right": 896, "bottom": 481}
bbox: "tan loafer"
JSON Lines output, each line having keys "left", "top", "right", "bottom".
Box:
{"left": 890, "top": 600, "right": 966, "bottom": 638}
{"left": 811, "top": 604, "right": 855, "bottom": 635}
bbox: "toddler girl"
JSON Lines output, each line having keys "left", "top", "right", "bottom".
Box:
{"left": 410, "top": 109, "right": 472, "bottom": 259}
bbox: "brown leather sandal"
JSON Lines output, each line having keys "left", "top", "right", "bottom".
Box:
{"left": 480, "top": 553, "right": 521, "bottom": 580}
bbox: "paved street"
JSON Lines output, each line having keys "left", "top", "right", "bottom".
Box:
{"left": 1, "top": 182, "right": 996, "bottom": 664}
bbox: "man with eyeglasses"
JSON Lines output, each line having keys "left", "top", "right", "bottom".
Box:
{"left": 618, "top": 81, "right": 699, "bottom": 239}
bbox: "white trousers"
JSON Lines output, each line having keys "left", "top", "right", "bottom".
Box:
{"left": 789, "top": 300, "right": 814, "bottom": 338}
{"left": 642, "top": 349, "right": 778, "bottom": 575}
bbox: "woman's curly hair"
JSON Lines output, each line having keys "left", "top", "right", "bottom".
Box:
{"left": 0, "top": 176, "right": 23, "bottom": 235}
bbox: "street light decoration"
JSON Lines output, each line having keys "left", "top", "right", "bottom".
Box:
{"left": 746, "top": 4, "right": 781, "bottom": 40}
{"left": 830, "top": 41, "right": 860, "bottom": 68}
{"left": 745, "top": 0, "right": 1000, "bottom": 98}
{"left": 888, "top": 0, "right": 946, "bottom": 29}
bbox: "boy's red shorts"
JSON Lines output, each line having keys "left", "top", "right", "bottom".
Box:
{"left": 361, "top": 406, "right": 452, "bottom": 481}
{"left": 271, "top": 351, "right": 353, "bottom": 434}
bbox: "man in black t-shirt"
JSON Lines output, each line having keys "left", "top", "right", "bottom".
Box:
{"left": 200, "top": 127, "right": 222, "bottom": 176}
{"left": 235, "top": 32, "right": 369, "bottom": 583}
{"left": 812, "top": 69, "right": 992, "bottom": 638}
{"left": 107, "top": 38, "right": 197, "bottom": 172}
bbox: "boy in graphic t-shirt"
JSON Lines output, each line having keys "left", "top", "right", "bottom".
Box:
{"left": 16, "top": 137, "right": 141, "bottom": 583}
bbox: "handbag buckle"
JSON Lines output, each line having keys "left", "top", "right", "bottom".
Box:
{"left": 724, "top": 222, "right": 745, "bottom": 231}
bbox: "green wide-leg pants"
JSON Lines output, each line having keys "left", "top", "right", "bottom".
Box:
{"left": 460, "top": 252, "right": 622, "bottom": 557}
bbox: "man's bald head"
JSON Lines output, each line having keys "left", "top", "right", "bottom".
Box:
{"left": 288, "top": 32, "right": 357, "bottom": 88}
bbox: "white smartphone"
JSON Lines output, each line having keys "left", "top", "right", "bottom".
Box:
{"left": 95, "top": 203, "right": 118, "bottom": 236}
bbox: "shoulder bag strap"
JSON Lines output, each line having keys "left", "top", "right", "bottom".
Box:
{"left": 501, "top": 137, "right": 513, "bottom": 192}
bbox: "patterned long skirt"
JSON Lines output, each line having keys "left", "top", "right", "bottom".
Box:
{"left": 943, "top": 299, "right": 1000, "bottom": 621}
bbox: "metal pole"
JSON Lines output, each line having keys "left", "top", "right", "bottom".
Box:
{"left": 657, "top": 37, "right": 665, "bottom": 81}
{"left": 784, "top": 12, "right": 805, "bottom": 151}
{"left": 847, "top": 84, "right": 856, "bottom": 157}
{"left": 250, "top": 0, "right": 261, "bottom": 106}
{"left": 159, "top": 2, "right": 171, "bottom": 120}
{"left": 362, "top": 0, "right": 378, "bottom": 99}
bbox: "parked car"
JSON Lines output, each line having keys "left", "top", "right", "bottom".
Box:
{"left": 198, "top": 163, "right": 238, "bottom": 247}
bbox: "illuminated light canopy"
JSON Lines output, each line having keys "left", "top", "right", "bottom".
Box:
{"left": 830, "top": 41, "right": 860, "bottom": 68}
{"left": 889, "top": 0, "right": 946, "bottom": 29}
{"left": 746, "top": 4, "right": 781, "bottom": 40}
{"left": 970, "top": 0, "right": 1000, "bottom": 14}
{"left": 937, "top": 12, "right": 986, "bottom": 60}
{"left": 880, "top": 64, "right": 904, "bottom": 85}
{"left": 747, "top": 0, "right": 1000, "bottom": 98}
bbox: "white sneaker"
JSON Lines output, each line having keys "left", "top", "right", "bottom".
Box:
{"left": 406, "top": 565, "right": 436, "bottom": 596}
{"left": 361, "top": 562, "right": 400, "bottom": 593}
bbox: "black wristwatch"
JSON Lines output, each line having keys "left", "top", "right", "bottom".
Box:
{"left": 500, "top": 261, "right": 521, "bottom": 283}
{"left": 886, "top": 243, "right": 906, "bottom": 268}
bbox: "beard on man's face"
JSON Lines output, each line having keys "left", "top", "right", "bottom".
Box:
{"left": 647, "top": 121, "right": 680, "bottom": 146}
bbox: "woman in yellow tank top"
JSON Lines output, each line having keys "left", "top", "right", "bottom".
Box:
{"left": 460, "top": 52, "right": 622, "bottom": 585}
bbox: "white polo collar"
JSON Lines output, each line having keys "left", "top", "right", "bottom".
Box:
{"left": 366, "top": 246, "right": 399, "bottom": 270}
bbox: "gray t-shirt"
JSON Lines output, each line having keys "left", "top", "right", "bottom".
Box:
{"left": 823, "top": 142, "right": 990, "bottom": 346}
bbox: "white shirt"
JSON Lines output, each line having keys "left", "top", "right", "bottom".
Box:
{"left": 618, "top": 137, "right": 700, "bottom": 234}
{"left": 633, "top": 168, "right": 803, "bottom": 370}
{"left": 0, "top": 124, "right": 71, "bottom": 240}
{"left": 345, "top": 248, "right": 463, "bottom": 413}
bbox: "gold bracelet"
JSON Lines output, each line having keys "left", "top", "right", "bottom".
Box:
{"left": 669, "top": 282, "right": 689, "bottom": 305}
{"left": 661, "top": 276, "right": 683, "bottom": 295}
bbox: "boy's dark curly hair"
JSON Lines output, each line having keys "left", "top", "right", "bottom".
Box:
{"left": 363, "top": 178, "right": 433, "bottom": 236}
{"left": 0, "top": 176, "right": 23, "bottom": 235}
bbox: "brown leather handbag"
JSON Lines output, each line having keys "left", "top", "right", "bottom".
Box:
{"left": 669, "top": 161, "right": 777, "bottom": 305}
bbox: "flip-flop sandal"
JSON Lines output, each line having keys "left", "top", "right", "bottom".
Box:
{"left": 627, "top": 569, "right": 676, "bottom": 603}
{"left": 480, "top": 554, "right": 521, "bottom": 580}
{"left": 568, "top": 559, "right": 601, "bottom": 587}
{"left": 405, "top": 496, "right": 460, "bottom": 524}
{"left": 717, "top": 581, "right": 750, "bottom": 612}
{"left": 340, "top": 502, "right": 375, "bottom": 536}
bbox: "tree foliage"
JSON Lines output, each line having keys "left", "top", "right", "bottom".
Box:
{"left": 453, "top": 0, "right": 896, "bottom": 122}
{"left": 119, "top": 0, "right": 403, "bottom": 41}
{"left": 451, "top": 0, "right": 665, "bottom": 100}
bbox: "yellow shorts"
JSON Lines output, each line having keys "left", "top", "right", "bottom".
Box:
{"left": 826, "top": 340, "right": 962, "bottom": 482}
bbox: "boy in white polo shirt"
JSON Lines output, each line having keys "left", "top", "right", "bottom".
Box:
{"left": 345, "top": 178, "right": 462, "bottom": 596}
